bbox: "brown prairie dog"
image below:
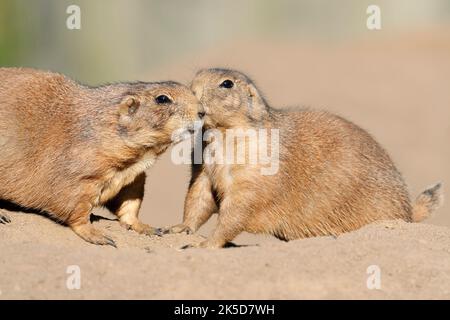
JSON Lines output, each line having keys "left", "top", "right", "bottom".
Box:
{"left": 167, "top": 68, "right": 443, "bottom": 248}
{"left": 0, "top": 67, "right": 202, "bottom": 246}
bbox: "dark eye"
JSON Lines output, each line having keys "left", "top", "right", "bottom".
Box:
{"left": 220, "top": 80, "right": 234, "bottom": 89}
{"left": 155, "top": 95, "right": 172, "bottom": 104}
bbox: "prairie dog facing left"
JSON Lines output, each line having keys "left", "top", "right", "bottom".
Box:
{"left": 0, "top": 67, "right": 203, "bottom": 246}
{"left": 167, "top": 68, "right": 443, "bottom": 248}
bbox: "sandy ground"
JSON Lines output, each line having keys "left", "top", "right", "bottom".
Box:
{"left": 1, "top": 211, "right": 450, "bottom": 299}
{"left": 1, "top": 29, "right": 450, "bottom": 300}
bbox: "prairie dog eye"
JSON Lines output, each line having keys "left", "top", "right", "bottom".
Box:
{"left": 155, "top": 95, "right": 172, "bottom": 104}
{"left": 219, "top": 80, "right": 234, "bottom": 89}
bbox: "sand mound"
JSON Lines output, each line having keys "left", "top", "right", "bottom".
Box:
{"left": 1, "top": 210, "right": 449, "bottom": 299}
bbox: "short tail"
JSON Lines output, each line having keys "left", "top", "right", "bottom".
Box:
{"left": 411, "top": 182, "right": 444, "bottom": 222}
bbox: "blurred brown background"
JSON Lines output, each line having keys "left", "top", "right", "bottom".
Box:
{"left": 1, "top": 0, "right": 449, "bottom": 235}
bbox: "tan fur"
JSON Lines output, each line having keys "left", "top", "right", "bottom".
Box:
{"left": 0, "top": 67, "right": 201, "bottom": 246}
{"left": 168, "top": 68, "right": 443, "bottom": 248}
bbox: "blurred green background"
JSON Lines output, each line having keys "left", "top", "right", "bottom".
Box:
{"left": 1, "top": 0, "right": 449, "bottom": 83}
{"left": 1, "top": 0, "right": 450, "bottom": 230}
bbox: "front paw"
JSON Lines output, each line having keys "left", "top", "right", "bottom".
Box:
{"left": 121, "top": 221, "right": 163, "bottom": 237}
{"left": 181, "top": 240, "right": 222, "bottom": 250}
{"left": 143, "top": 226, "right": 164, "bottom": 237}
{"left": 163, "top": 223, "right": 193, "bottom": 235}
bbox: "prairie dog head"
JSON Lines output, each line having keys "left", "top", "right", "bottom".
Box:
{"left": 117, "top": 81, "right": 203, "bottom": 148}
{"left": 190, "top": 68, "right": 268, "bottom": 128}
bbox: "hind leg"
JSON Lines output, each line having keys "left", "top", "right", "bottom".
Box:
{"left": 0, "top": 211, "right": 11, "bottom": 224}
{"left": 106, "top": 173, "right": 162, "bottom": 236}
{"left": 68, "top": 201, "right": 116, "bottom": 247}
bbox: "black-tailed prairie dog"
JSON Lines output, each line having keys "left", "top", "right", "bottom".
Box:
{"left": 0, "top": 67, "right": 202, "bottom": 246}
{"left": 167, "top": 68, "right": 443, "bottom": 248}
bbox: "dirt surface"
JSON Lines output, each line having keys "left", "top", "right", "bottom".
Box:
{"left": 1, "top": 211, "right": 449, "bottom": 299}
{"left": 1, "top": 29, "right": 449, "bottom": 300}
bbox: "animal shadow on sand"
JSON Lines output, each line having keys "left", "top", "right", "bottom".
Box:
{"left": 0, "top": 199, "right": 116, "bottom": 224}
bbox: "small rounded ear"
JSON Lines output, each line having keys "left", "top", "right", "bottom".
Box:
{"left": 246, "top": 83, "right": 267, "bottom": 121}
{"left": 119, "top": 96, "right": 140, "bottom": 116}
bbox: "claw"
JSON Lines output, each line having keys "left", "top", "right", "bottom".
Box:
{"left": 0, "top": 214, "right": 11, "bottom": 224}
{"left": 154, "top": 228, "right": 164, "bottom": 237}
{"left": 105, "top": 237, "right": 117, "bottom": 248}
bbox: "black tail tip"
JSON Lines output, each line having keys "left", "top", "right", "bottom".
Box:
{"left": 423, "top": 182, "right": 443, "bottom": 196}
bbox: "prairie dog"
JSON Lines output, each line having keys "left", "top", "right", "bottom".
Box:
{"left": 0, "top": 67, "right": 202, "bottom": 246}
{"left": 167, "top": 68, "right": 443, "bottom": 248}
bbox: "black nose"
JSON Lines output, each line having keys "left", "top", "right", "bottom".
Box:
{"left": 198, "top": 111, "right": 206, "bottom": 118}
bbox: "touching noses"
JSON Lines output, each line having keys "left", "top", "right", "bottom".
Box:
{"left": 192, "top": 83, "right": 207, "bottom": 119}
